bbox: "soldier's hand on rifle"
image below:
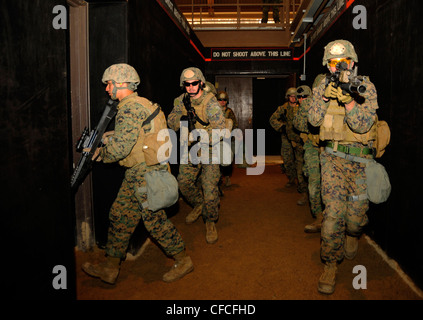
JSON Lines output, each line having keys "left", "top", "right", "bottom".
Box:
{"left": 323, "top": 83, "right": 338, "bottom": 101}
{"left": 102, "top": 131, "right": 114, "bottom": 144}
{"left": 336, "top": 87, "right": 354, "bottom": 105}
{"left": 82, "top": 147, "right": 103, "bottom": 162}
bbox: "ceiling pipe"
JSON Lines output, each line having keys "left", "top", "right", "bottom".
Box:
{"left": 290, "top": 0, "right": 325, "bottom": 44}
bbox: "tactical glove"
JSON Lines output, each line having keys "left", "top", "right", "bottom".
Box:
{"left": 323, "top": 83, "right": 338, "bottom": 100}
{"left": 336, "top": 87, "right": 354, "bottom": 104}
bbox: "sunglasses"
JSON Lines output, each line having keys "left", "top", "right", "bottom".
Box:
{"left": 297, "top": 95, "right": 308, "bottom": 99}
{"left": 183, "top": 80, "right": 201, "bottom": 87}
{"left": 328, "top": 58, "right": 351, "bottom": 68}
{"left": 217, "top": 99, "right": 227, "bottom": 102}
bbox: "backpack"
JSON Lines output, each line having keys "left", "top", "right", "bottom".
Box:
{"left": 374, "top": 120, "right": 391, "bottom": 158}
{"left": 136, "top": 168, "right": 179, "bottom": 212}
{"left": 140, "top": 102, "right": 172, "bottom": 166}
{"left": 366, "top": 119, "right": 391, "bottom": 203}
{"left": 365, "top": 160, "right": 391, "bottom": 204}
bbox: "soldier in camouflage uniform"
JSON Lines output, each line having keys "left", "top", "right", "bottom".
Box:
{"left": 269, "top": 88, "right": 297, "bottom": 188}
{"left": 293, "top": 79, "right": 325, "bottom": 233}
{"left": 82, "top": 64, "right": 193, "bottom": 284}
{"left": 270, "top": 88, "right": 308, "bottom": 204}
{"left": 168, "top": 67, "right": 226, "bottom": 244}
{"left": 308, "top": 40, "right": 379, "bottom": 294}
{"left": 217, "top": 90, "right": 238, "bottom": 187}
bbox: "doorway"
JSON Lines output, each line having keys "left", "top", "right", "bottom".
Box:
{"left": 253, "top": 76, "right": 290, "bottom": 155}
{"left": 215, "top": 75, "right": 293, "bottom": 156}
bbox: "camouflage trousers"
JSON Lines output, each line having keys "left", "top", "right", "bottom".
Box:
{"left": 303, "top": 141, "right": 322, "bottom": 217}
{"left": 283, "top": 137, "right": 307, "bottom": 193}
{"left": 106, "top": 164, "right": 185, "bottom": 259}
{"left": 281, "top": 134, "right": 296, "bottom": 181}
{"left": 320, "top": 152, "right": 369, "bottom": 263}
{"left": 262, "top": 0, "right": 281, "bottom": 21}
{"left": 178, "top": 162, "right": 220, "bottom": 222}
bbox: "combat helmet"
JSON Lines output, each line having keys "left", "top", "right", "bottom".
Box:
{"left": 312, "top": 73, "right": 326, "bottom": 89}
{"left": 205, "top": 81, "right": 217, "bottom": 95}
{"left": 217, "top": 91, "right": 229, "bottom": 103}
{"left": 180, "top": 67, "right": 206, "bottom": 87}
{"left": 322, "top": 40, "right": 358, "bottom": 66}
{"left": 102, "top": 63, "right": 140, "bottom": 90}
{"left": 285, "top": 87, "right": 297, "bottom": 99}
{"left": 296, "top": 85, "right": 312, "bottom": 97}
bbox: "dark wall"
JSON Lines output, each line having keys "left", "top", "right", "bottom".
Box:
{"left": 88, "top": 0, "right": 128, "bottom": 248}
{"left": 301, "top": 0, "right": 423, "bottom": 289}
{"left": 1, "top": 0, "right": 75, "bottom": 299}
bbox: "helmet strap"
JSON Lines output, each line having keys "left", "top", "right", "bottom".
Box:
{"left": 111, "top": 80, "right": 130, "bottom": 100}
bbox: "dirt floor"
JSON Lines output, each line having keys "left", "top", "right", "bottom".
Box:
{"left": 75, "top": 161, "right": 423, "bottom": 301}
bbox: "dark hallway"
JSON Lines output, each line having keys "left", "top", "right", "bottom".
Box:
{"left": 3, "top": 0, "right": 423, "bottom": 303}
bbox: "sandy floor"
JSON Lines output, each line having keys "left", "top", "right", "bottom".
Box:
{"left": 75, "top": 163, "right": 423, "bottom": 301}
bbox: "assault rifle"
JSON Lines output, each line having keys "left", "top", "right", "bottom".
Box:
{"left": 70, "top": 99, "right": 118, "bottom": 190}
{"left": 182, "top": 93, "right": 197, "bottom": 133}
{"left": 326, "top": 61, "right": 366, "bottom": 95}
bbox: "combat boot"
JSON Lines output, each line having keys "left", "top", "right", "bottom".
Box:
{"left": 205, "top": 221, "right": 218, "bottom": 244}
{"left": 304, "top": 212, "right": 323, "bottom": 233}
{"left": 82, "top": 256, "right": 121, "bottom": 285}
{"left": 285, "top": 178, "right": 296, "bottom": 188}
{"left": 163, "top": 250, "right": 194, "bottom": 282}
{"left": 344, "top": 235, "right": 359, "bottom": 260}
{"left": 297, "top": 192, "right": 308, "bottom": 206}
{"left": 186, "top": 204, "right": 203, "bottom": 224}
{"left": 225, "top": 176, "right": 231, "bottom": 187}
{"left": 318, "top": 262, "right": 337, "bottom": 295}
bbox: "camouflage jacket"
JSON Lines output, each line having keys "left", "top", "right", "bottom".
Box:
{"left": 222, "top": 106, "right": 238, "bottom": 130}
{"left": 168, "top": 90, "right": 226, "bottom": 142}
{"left": 308, "top": 76, "right": 379, "bottom": 148}
{"left": 100, "top": 93, "right": 163, "bottom": 169}
{"left": 293, "top": 97, "right": 319, "bottom": 136}
{"left": 269, "top": 102, "right": 302, "bottom": 143}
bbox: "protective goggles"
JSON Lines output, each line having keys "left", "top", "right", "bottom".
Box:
{"left": 183, "top": 80, "right": 201, "bottom": 87}
{"left": 327, "top": 58, "right": 352, "bottom": 68}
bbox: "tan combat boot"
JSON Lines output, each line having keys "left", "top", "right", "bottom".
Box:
{"left": 344, "top": 235, "right": 359, "bottom": 260}
{"left": 304, "top": 212, "right": 323, "bottom": 233}
{"left": 82, "top": 256, "right": 121, "bottom": 285}
{"left": 206, "top": 221, "right": 218, "bottom": 244}
{"left": 185, "top": 204, "right": 203, "bottom": 224}
{"left": 162, "top": 250, "right": 194, "bottom": 282}
{"left": 318, "top": 262, "right": 337, "bottom": 295}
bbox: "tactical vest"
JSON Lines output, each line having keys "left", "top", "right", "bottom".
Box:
{"left": 192, "top": 92, "right": 214, "bottom": 131}
{"left": 187, "top": 92, "right": 233, "bottom": 132}
{"left": 300, "top": 132, "right": 320, "bottom": 147}
{"left": 320, "top": 100, "right": 377, "bottom": 146}
{"left": 119, "top": 95, "right": 168, "bottom": 168}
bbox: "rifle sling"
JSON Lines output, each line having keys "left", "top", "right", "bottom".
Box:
{"left": 142, "top": 105, "right": 161, "bottom": 128}
{"left": 194, "top": 114, "right": 209, "bottom": 127}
